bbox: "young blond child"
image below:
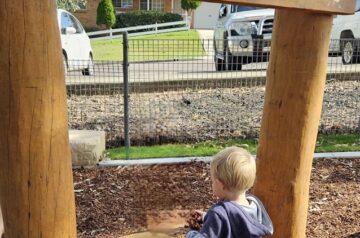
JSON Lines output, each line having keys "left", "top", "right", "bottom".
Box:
{"left": 186, "top": 146, "right": 273, "bottom": 238}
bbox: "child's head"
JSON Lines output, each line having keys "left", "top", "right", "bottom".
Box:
{"left": 210, "top": 146, "right": 256, "bottom": 197}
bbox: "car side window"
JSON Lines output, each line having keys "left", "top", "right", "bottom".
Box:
{"left": 61, "top": 12, "right": 83, "bottom": 34}
{"left": 69, "top": 14, "right": 83, "bottom": 34}
{"left": 61, "top": 13, "right": 73, "bottom": 34}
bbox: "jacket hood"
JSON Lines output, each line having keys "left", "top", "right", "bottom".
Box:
{"left": 217, "top": 195, "right": 273, "bottom": 237}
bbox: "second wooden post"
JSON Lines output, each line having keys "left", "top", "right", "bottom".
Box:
{"left": 253, "top": 9, "right": 333, "bottom": 238}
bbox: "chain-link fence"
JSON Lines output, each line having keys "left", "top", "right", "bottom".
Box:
{"left": 66, "top": 38, "right": 360, "bottom": 148}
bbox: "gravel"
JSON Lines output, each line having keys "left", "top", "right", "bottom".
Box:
{"left": 68, "top": 80, "right": 360, "bottom": 146}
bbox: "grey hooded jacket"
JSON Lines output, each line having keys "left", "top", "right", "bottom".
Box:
{"left": 186, "top": 195, "right": 273, "bottom": 238}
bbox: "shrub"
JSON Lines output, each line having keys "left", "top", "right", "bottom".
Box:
{"left": 97, "top": 0, "right": 116, "bottom": 28}
{"left": 115, "top": 10, "right": 183, "bottom": 29}
{"left": 181, "top": 0, "right": 200, "bottom": 12}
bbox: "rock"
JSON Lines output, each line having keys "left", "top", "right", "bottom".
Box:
{"left": 69, "top": 130, "right": 106, "bottom": 167}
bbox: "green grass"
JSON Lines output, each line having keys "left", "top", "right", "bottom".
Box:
{"left": 91, "top": 30, "right": 205, "bottom": 61}
{"left": 106, "top": 133, "right": 360, "bottom": 160}
{"left": 315, "top": 134, "right": 360, "bottom": 152}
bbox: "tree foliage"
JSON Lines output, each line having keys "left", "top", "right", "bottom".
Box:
{"left": 181, "top": 0, "right": 200, "bottom": 11}
{"left": 57, "top": 0, "right": 87, "bottom": 12}
{"left": 96, "top": 0, "right": 116, "bottom": 28}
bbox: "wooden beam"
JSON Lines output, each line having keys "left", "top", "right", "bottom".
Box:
{"left": 0, "top": 1, "right": 77, "bottom": 237}
{"left": 203, "top": 0, "right": 356, "bottom": 14}
{"left": 253, "top": 9, "right": 333, "bottom": 238}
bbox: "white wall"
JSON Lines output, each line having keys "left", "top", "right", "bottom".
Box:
{"left": 194, "top": 2, "right": 220, "bottom": 29}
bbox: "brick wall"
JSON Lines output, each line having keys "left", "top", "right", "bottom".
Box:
{"left": 74, "top": 0, "right": 174, "bottom": 29}
{"left": 165, "top": 0, "right": 172, "bottom": 12}
{"left": 74, "top": 0, "right": 101, "bottom": 29}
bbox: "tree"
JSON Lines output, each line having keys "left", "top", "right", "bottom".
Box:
{"left": 57, "top": 0, "right": 87, "bottom": 12}
{"left": 181, "top": 0, "right": 200, "bottom": 28}
{"left": 97, "top": 0, "right": 116, "bottom": 29}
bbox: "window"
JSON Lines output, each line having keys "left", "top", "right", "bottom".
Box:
{"left": 78, "top": 1, "right": 87, "bottom": 10}
{"left": 230, "top": 5, "right": 263, "bottom": 13}
{"left": 61, "top": 13, "right": 83, "bottom": 34}
{"left": 113, "top": 0, "right": 133, "bottom": 8}
{"left": 140, "top": 0, "right": 164, "bottom": 11}
{"left": 69, "top": 14, "right": 83, "bottom": 33}
{"left": 151, "top": 0, "right": 164, "bottom": 11}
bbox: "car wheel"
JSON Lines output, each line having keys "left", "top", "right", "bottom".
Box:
{"left": 82, "top": 54, "right": 94, "bottom": 76}
{"left": 63, "top": 54, "right": 68, "bottom": 76}
{"left": 341, "top": 40, "right": 359, "bottom": 64}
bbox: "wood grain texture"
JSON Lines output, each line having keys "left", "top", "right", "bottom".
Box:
{"left": 253, "top": 9, "right": 333, "bottom": 238}
{"left": 203, "top": 0, "right": 356, "bottom": 14}
{"left": 0, "top": 1, "right": 77, "bottom": 237}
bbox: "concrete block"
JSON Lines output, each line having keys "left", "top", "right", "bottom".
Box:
{"left": 69, "top": 130, "right": 105, "bottom": 166}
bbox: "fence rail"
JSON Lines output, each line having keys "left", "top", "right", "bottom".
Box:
{"left": 87, "top": 20, "right": 189, "bottom": 40}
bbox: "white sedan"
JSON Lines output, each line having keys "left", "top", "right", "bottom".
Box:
{"left": 57, "top": 9, "right": 94, "bottom": 75}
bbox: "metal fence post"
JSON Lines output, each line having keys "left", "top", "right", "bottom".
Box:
{"left": 123, "top": 32, "right": 130, "bottom": 159}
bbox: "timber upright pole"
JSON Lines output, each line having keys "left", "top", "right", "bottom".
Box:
{"left": 253, "top": 9, "right": 333, "bottom": 238}
{"left": 0, "top": 1, "right": 77, "bottom": 237}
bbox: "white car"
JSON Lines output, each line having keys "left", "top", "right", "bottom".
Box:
{"left": 57, "top": 9, "right": 94, "bottom": 75}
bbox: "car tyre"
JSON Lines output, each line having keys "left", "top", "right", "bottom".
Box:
{"left": 82, "top": 54, "right": 94, "bottom": 76}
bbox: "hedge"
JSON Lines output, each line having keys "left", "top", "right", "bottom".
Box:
{"left": 115, "top": 10, "right": 183, "bottom": 29}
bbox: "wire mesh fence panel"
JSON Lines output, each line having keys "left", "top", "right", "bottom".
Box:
{"left": 66, "top": 38, "right": 360, "bottom": 148}
{"left": 66, "top": 60, "right": 125, "bottom": 147}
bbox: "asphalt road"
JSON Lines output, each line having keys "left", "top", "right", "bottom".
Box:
{"left": 65, "top": 56, "right": 360, "bottom": 85}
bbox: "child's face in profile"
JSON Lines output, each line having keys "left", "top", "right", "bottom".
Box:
{"left": 211, "top": 172, "right": 226, "bottom": 199}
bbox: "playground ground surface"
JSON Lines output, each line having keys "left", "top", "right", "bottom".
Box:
{"left": 75, "top": 158, "right": 360, "bottom": 238}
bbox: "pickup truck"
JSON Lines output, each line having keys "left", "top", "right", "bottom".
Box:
{"left": 329, "top": 5, "right": 360, "bottom": 64}
{"left": 214, "top": 2, "right": 360, "bottom": 71}
{"left": 213, "top": 4, "right": 274, "bottom": 71}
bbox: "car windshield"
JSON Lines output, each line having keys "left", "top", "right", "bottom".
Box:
{"left": 231, "top": 5, "right": 263, "bottom": 13}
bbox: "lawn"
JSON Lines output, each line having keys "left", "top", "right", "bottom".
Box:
{"left": 91, "top": 30, "right": 205, "bottom": 61}
{"left": 106, "top": 133, "right": 360, "bottom": 160}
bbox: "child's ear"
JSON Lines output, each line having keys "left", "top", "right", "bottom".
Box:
{"left": 217, "top": 179, "right": 228, "bottom": 191}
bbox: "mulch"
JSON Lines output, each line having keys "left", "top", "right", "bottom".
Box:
{"left": 74, "top": 158, "right": 360, "bottom": 238}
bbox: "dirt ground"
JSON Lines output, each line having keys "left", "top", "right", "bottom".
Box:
{"left": 74, "top": 158, "right": 360, "bottom": 238}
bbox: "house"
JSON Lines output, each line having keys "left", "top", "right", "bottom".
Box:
{"left": 74, "top": 0, "right": 183, "bottom": 29}
{"left": 193, "top": 2, "right": 220, "bottom": 29}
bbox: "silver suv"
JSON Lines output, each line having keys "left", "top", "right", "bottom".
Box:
{"left": 213, "top": 5, "right": 274, "bottom": 71}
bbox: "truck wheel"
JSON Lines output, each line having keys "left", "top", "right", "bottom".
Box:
{"left": 232, "top": 57, "right": 243, "bottom": 71}
{"left": 215, "top": 57, "right": 225, "bottom": 71}
{"left": 342, "top": 40, "right": 360, "bottom": 64}
{"left": 225, "top": 47, "right": 232, "bottom": 71}
{"left": 214, "top": 43, "right": 225, "bottom": 71}
{"left": 225, "top": 48, "right": 242, "bottom": 71}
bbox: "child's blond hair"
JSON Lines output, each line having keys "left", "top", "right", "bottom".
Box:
{"left": 211, "top": 146, "right": 256, "bottom": 192}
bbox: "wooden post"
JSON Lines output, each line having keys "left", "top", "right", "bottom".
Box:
{"left": 0, "top": 207, "right": 3, "bottom": 236}
{"left": 253, "top": 9, "right": 333, "bottom": 237}
{"left": 0, "top": 1, "right": 77, "bottom": 237}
